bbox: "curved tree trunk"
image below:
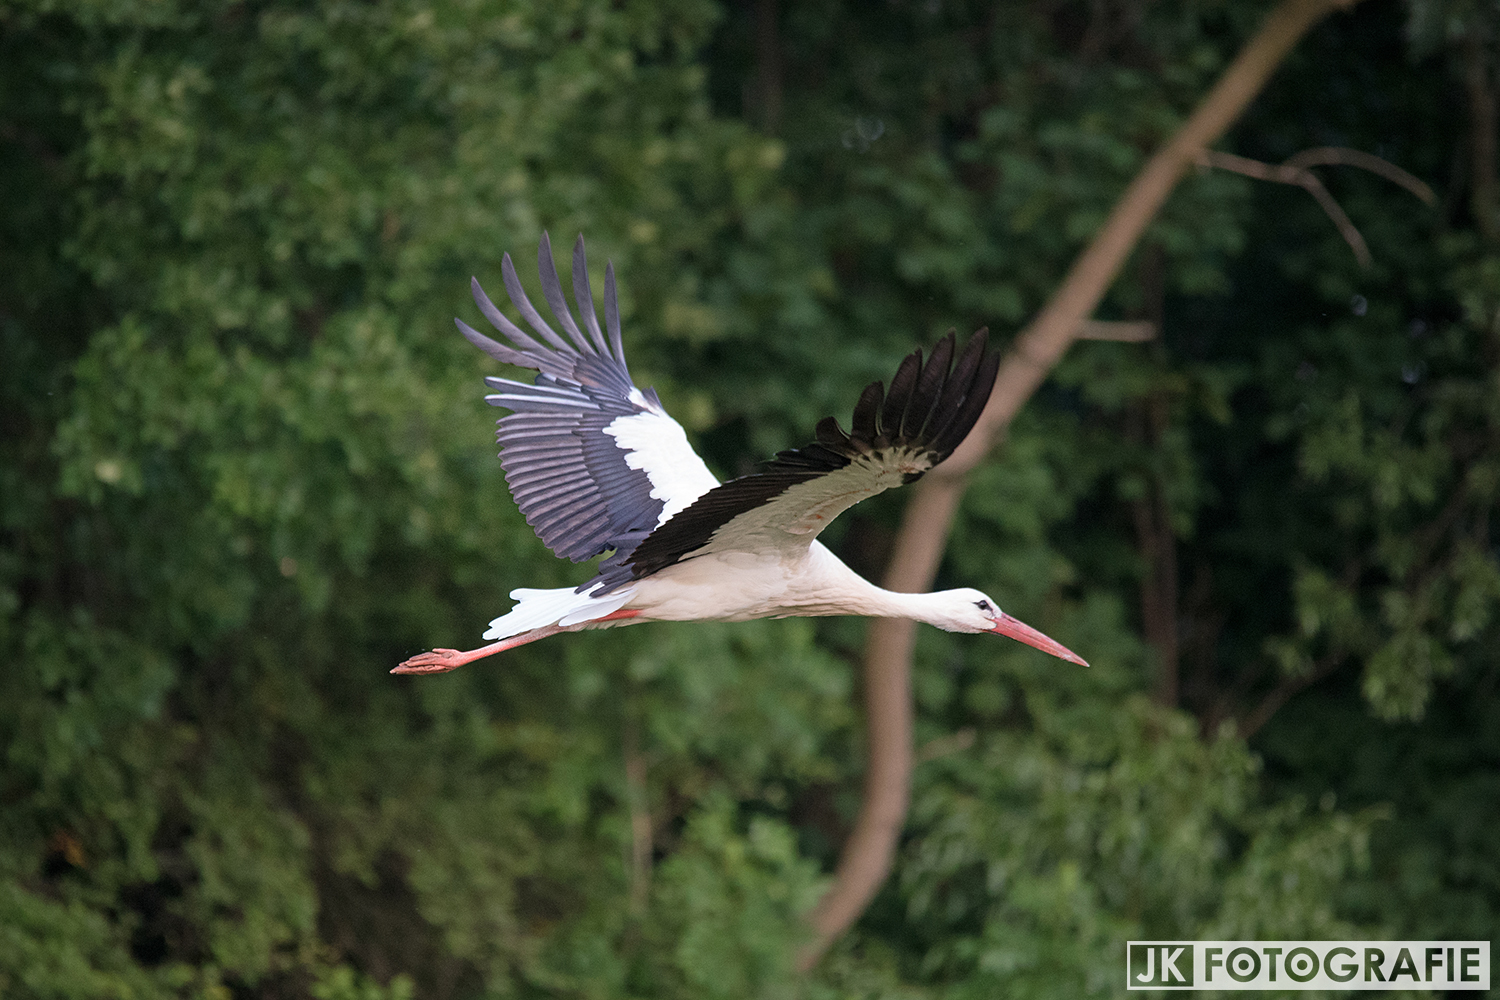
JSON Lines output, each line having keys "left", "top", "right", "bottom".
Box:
{"left": 798, "top": 0, "right": 1369, "bottom": 971}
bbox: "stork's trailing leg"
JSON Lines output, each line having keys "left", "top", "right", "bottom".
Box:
{"left": 392, "top": 625, "right": 565, "bottom": 674}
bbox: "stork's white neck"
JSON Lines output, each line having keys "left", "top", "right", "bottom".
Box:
{"left": 830, "top": 576, "right": 951, "bottom": 622}
{"left": 789, "top": 544, "right": 975, "bottom": 629}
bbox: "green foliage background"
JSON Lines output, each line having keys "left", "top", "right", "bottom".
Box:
{"left": 2, "top": 0, "right": 1496, "bottom": 996}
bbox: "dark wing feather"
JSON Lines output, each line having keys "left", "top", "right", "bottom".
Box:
{"left": 902, "top": 330, "right": 953, "bottom": 437}
{"left": 459, "top": 234, "right": 719, "bottom": 585}
{"left": 627, "top": 329, "right": 997, "bottom": 579}
{"left": 570, "top": 236, "right": 612, "bottom": 356}
{"left": 880, "top": 348, "right": 923, "bottom": 441}
{"left": 850, "top": 381, "right": 883, "bottom": 445}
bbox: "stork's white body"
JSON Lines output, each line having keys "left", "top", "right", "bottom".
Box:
{"left": 494, "top": 542, "right": 958, "bottom": 631}
{"left": 632, "top": 542, "right": 887, "bottom": 622}
{"left": 394, "top": 235, "right": 1085, "bottom": 674}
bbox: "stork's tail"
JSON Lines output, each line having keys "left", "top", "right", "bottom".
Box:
{"left": 482, "top": 584, "right": 636, "bottom": 641}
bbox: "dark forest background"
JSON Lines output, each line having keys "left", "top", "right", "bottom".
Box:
{"left": 2, "top": 0, "right": 1496, "bottom": 996}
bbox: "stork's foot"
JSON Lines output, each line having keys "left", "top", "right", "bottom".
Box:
{"left": 392, "top": 648, "right": 467, "bottom": 674}
{"left": 391, "top": 627, "right": 567, "bottom": 676}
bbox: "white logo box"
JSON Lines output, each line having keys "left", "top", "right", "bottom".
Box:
{"left": 1126, "top": 940, "right": 1490, "bottom": 990}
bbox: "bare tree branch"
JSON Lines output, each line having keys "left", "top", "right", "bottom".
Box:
{"left": 1237, "top": 653, "right": 1343, "bottom": 740}
{"left": 1078, "top": 319, "right": 1157, "bottom": 341}
{"left": 1281, "top": 146, "right": 1437, "bottom": 204}
{"left": 1199, "top": 144, "right": 1437, "bottom": 268}
{"left": 797, "top": 0, "right": 1369, "bottom": 971}
{"left": 1198, "top": 149, "right": 1373, "bottom": 266}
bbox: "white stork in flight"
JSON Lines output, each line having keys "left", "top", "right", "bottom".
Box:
{"left": 394, "top": 235, "right": 1086, "bottom": 674}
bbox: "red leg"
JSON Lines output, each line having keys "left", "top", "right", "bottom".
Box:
{"left": 391, "top": 625, "right": 564, "bottom": 675}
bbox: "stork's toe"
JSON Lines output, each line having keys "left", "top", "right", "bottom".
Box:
{"left": 391, "top": 648, "right": 464, "bottom": 674}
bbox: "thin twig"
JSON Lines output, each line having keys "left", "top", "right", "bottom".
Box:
{"left": 1199, "top": 145, "right": 1438, "bottom": 268}
{"left": 1198, "top": 149, "right": 1371, "bottom": 266}
{"left": 1282, "top": 146, "right": 1437, "bottom": 204}
{"left": 1237, "top": 652, "right": 1343, "bottom": 740}
{"left": 1077, "top": 319, "right": 1157, "bottom": 341}
{"left": 1221, "top": 557, "right": 1361, "bottom": 737}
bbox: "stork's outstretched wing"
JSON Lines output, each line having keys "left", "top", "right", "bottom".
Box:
{"left": 460, "top": 234, "right": 718, "bottom": 586}
{"left": 626, "top": 329, "right": 999, "bottom": 579}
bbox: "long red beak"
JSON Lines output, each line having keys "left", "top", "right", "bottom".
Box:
{"left": 988, "top": 612, "right": 1088, "bottom": 665}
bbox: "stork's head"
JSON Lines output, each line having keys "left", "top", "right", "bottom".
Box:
{"left": 936, "top": 588, "right": 1088, "bottom": 665}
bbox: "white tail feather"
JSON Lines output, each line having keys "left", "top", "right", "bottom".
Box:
{"left": 483, "top": 585, "right": 635, "bottom": 640}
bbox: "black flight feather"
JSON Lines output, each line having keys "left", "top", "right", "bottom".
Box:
{"left": 903, "top": 331, "right": 954, "bottom": 438}
{"left": 570, "top": 237, "right": 613, "bottom": 357}
{"left": 501, "top": 252, "right": 572, "bottom": 354}
{"left": 881, "top": 348, "right": 923, "bottom": 440}
{"left": 850, "top": 381, "right": 884, "bottom": 444}
{"left": 537, "top": 232, "right": 594, "bottom": 355}
{"left": 604, "top": 264, "right": 625, "bottom": 363}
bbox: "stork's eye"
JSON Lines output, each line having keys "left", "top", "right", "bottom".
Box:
{"left": 975, "top": 599, "right": 993, "bottom": 612}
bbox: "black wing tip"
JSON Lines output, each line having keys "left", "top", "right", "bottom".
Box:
{"left": 815, "top": 415, "right": 853, "bottom": 451}
{"left": 881, "top": 347, "right": 924, "bottom": 439}
{"left": 470, "top": 274, "right": 492, "bottom": 309}
{"left": 841, "top": 326, "right": 994, "bottom": 455}
{"left": 927, "top": 328, "right": 998, "bottom": 457}
{"left": 850, "top": 380, "right": 885, "bottom": 444}
{"left": 460, "top": 235, "right": 638, "bottom": 387}
{"left": 455, "top": 316, "right": 512, "bottom": 363}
